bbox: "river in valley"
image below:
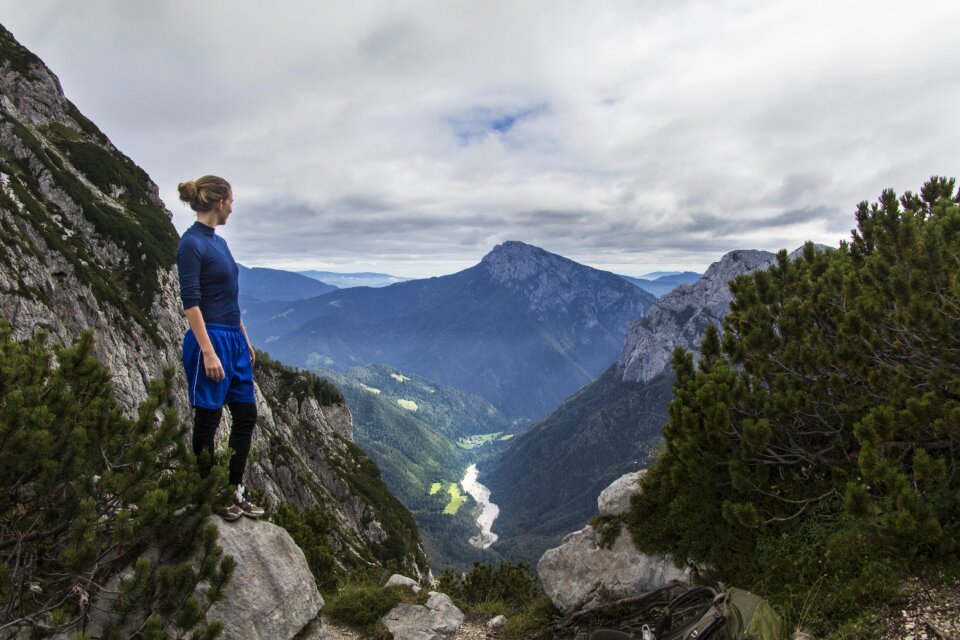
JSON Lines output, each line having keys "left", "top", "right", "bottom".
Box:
{"left": 460, "top": 464, "right": 499, "bottom": 549}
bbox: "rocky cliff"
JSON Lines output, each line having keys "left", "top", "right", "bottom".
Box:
{"left": 0, "top": 23, "right": 427, "bottom": 580}
{"left": 616, "top": 249, "right": 777, "bottom": 383}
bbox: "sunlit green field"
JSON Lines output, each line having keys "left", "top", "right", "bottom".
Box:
{"left": 429, "top": 482, "right": 442, "bottom": 495}
{"left": 457, "top": 432, "right": 502, "bottom": 449}
{"left": 397, "top": 398, "right": 418, "bottom": 411}
{"left": 442, "top": 483, "right": 466, "bottom": 515}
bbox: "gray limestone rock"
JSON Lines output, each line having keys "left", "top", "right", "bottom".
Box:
{"left": 386, "top": 573, "right": 423, "bottom": 593}
{"left": 617, "top": 249, "right": 777, "bottom": 384}
{"left": 206, "top": 517, "right": 324, "bottom": 640}
{"left": 382, "top": 591, "right": 464, "bottom": 640}
{"left": 538, "top": 524, "right": 692, "bottom": 615}
{"left": 597, "top": 470, "right": 647, "bottom": 517}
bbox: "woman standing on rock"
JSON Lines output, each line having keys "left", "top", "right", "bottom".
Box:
{"left": 176, "top": 175, "right": 264, "bottom": 521}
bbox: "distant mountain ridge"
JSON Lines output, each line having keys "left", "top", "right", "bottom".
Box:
{"left": 621, "top": 271, "right": 702, "bottom": 298}
{"left": 243, "top": 240, "right": 657, "bottom": 419}
{"left": 238, "top": 264, "right": 337, "bottom": 301}
{"left": 298, "top": 270, "right": 410, "bottom": 289}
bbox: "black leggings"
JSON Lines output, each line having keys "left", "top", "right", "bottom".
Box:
{"left": 192, "top": 402, "right": 257, "bottom": 487}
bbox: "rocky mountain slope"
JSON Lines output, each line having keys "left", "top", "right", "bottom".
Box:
{"left": 0, "top": 23, "right": 427, "bottom": 579}
{"left": 484, "top": 249, "right": 789, "bottom": 564}
{"left": 242, "top": 241, "right": 657, "bottom": 420}
{"left": 617, "top": 250, "right": 777, "bottom": 383}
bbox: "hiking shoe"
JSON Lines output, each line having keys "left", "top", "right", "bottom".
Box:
{"left": 219, "top": 503, "right": 243, "bottom": 522}
{"left": 234, "top": 484, "right": 265, "bottom": 518}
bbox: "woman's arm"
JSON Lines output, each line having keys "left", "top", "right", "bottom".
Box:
{"left": 185, "top": 306, "right": 224, "bottom": 381}
{"left": 240, "top": 320, "right": 256, "bottom": 366}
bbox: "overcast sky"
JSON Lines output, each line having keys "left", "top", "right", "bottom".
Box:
{"left": 2, "top": 1, "right": 958, "bottom": 278}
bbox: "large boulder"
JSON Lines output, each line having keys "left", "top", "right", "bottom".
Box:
{"left": 538, "top": 524, "right": 691, "bottom": 615}
{"left": 207, "top": 517, "right": 324, "bottom": 639}
{"left": 382, "top": 591, "right": 464, "bottom": 640}
{"left": 597, "top": 470, "right": 646, "bottom": 517}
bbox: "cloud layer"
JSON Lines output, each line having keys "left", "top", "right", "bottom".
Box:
{"left": 2, "top": 0, "right": 958, "bottom": 276}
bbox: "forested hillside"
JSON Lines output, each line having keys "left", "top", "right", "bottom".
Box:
{"left": 628, "top": 177, "right": 960, "bottom": 635}
{"left": 313, "top": 364, "right": 513, "bottom": 568}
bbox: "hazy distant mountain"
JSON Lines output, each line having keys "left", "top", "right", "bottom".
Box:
{"left": 484, "top": 249, "right": 787, "bottom": 563}
{"left": 244, "top": 241, "right": 657, "bottom": 420}
{"left": 621, "top": 271, "right": 701, "bottom": 298}
{"left": 237, "top": 264, "right": 337, "bottom": 302}
{"left": 298, "top": 270, "right": 411, "bottom": 289}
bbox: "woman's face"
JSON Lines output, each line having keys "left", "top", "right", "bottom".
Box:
{"left": 216, "top": 191, "right": 234, "bottom": 225}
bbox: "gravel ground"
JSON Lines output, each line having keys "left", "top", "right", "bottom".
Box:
{"left": 875, "top": 576, "right": 960, "bottom": 640}
{"left": 315, "top": 612, "right": 492, "bottom": 639}
{"left": 312, "top": 578, "right": 960, "bottom": 639}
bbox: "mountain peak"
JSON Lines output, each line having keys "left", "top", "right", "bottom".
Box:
{"left": 480, "top": 241, "right": 577, "bottom": 283}
{"left": 483, "top": 240, "right": 551, "bottom": 259}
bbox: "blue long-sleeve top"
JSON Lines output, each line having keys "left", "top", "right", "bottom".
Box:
{"left": 176, "top": 221, "right": 241, "bottom": 325}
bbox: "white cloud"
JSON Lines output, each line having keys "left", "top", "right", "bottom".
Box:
{"left": 2, "top": 0, "right": 958, "bottom": 277}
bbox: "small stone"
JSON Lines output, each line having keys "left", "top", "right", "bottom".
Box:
{"left": 487, "top": 615, "right": 508, "bottom": 629}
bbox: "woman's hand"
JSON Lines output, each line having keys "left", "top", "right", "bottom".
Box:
{"left": 248, "top": 343, "right": 256, "bottom": 367}
{"left": 203, "top": 349, "right": 225, "bottom": 381}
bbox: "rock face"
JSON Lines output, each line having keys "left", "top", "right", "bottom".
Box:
{"left": 617, "top": 250, "right": 777, "bottom": 384}
{"left": 207, "top": 517, "right": 324, "bottom": 639}
{"left": 0, "top": 20, "right": 428, "bottom": 625}
{"left": 538, "top": 471, "right": 692, "bottom": 615}
{"left": 382, "top": 591, "right": 464, "bottom": 640}
{"left": 0, "top": 23, "right": 186, "bottom": 417}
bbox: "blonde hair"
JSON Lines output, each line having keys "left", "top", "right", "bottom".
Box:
{"left": 177, "top": 175, "right": 231, "bottom": 213}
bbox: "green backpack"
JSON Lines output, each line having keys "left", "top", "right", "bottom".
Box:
{"left": 588, "top": 585, "right": 788, "bottom": 640}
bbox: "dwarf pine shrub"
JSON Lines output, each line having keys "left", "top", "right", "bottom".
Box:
{"left": 0, "top": 322, "right": 232, "bottom": 638}
{"left": 628, "top": 177, "right": 960, "bottom": 634}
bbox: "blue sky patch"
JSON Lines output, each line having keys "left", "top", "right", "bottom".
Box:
{"left": 449, "top": 104, "right": 549, "bottom": 145}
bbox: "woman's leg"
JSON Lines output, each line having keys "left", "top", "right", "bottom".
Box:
{"left": 226, "top": 402, "right": 257, "bottom": 487}
{"left": 193, "top": 406, "right": 223, "bottom": 477}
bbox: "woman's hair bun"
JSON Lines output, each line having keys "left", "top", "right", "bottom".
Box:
{"left": 177, "top": 175, "right": 231, "bottom": 212}
{"left": 178, "top": 180, "right": 199, "bottom": 204}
